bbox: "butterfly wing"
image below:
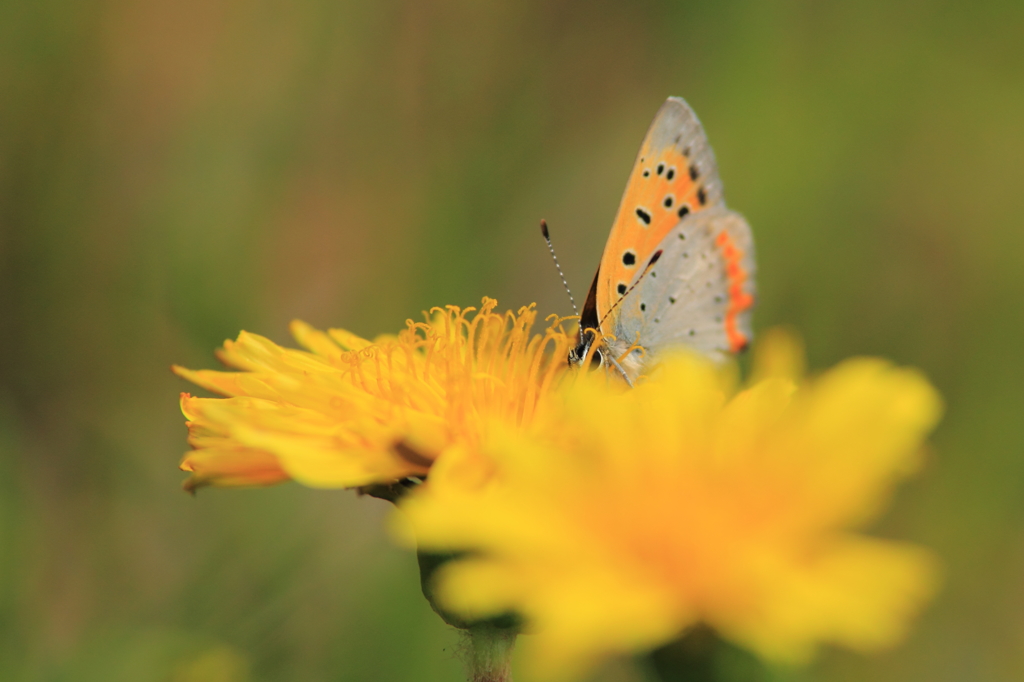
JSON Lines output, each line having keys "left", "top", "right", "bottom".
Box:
{"left": 595, "top": 97, "right": 724, "bottom": 322}
{"left": 606, "top": 205, "right": 756, "bottom": 376}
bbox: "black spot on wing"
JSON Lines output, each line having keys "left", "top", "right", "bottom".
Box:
{"left": 635, "top": 208, "right": 652, "bottom": 225}
{"left": 677, "top": 205, "right": 690, "bottom": 218}
{"left": 689, "top": 164, "right": 699, "bottom": 181}
{"left": 697, "top": 187, "right": 707, "bottom": 205}
{"left": 617, "top": 283, "right": 627, "bottom": 295}
{"left": 666, "top": 167, "right": 676, "bottom": 180}
{"left": 663, "top": 196, "right": 674, "bottom": 208}
{"left": 622, "top": 251, "right": 636, "bottom": 266}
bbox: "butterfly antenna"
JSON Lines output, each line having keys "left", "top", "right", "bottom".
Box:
{"left": 597, "top": 250, "right": 663, "bottom": 329}
{"left": 539, "top": 219, "right": 579, "bottom": 316}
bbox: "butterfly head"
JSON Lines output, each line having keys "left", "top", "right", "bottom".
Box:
{"left": 568, "top": 328, "right": 605, "bottom": 370}
{"left": 569, "top": 327, "right": 641, "bottom": 388}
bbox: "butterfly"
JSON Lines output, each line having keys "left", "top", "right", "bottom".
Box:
{"left": 568, "top": 97, "right": 756, "bottom": 384}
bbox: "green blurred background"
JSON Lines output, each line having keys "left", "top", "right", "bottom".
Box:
{"left": 1, "top": 1, "right": 1022, "bottom": 680}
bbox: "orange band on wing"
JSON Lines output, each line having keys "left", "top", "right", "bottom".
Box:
{"left": 714, "top": 231, "right": 754, "bottom": 352}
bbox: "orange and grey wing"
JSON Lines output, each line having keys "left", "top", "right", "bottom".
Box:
{"left": 596, "top": 97, "right": 724, "bottom": 323}
{"left": 608, "top": 205, "right": 756, "bottom": 364}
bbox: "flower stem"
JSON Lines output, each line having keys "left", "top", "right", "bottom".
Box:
{"left": 416, "top": 550, "right": 520, "bottom": 680}
{"left": 464, "top": 623, "right": 517, "bottom": 682}
{"left": 646, "top": 626, "right": 764, "bottom": 682}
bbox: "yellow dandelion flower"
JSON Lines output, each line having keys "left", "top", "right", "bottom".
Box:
{"left": 400, "top": 330, "right": 943, "bottom": 680}
{"left": 174, "top": 298, "right": 574, "bottom": 492}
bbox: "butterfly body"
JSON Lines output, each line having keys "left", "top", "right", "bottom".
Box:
{"left": 571, "top": 97, "right": 756, "bottom": 382}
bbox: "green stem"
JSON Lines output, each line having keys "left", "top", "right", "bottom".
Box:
{"left": 464, "top": 623, "right": 517, "bottom": 682}
{"left": 416, "top": 550, "right": 520, "bottom": 680}
{"left": 646, "top": 626, "right": 764, "bottom": 682}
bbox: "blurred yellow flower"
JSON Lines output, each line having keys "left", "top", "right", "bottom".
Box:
{"left": 174, "top": 298, "right": 574, "bottom": 491}
{"left": 400, "top": 331, "right": 943, "bottom": 680}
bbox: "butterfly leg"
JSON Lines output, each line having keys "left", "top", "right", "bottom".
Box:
{"left": 607, "top": 356, "right": 635, "bottom": 388}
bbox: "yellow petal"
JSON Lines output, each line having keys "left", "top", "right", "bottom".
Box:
{"left": 179, "top": 447, "right": 289, "bottom": 491}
